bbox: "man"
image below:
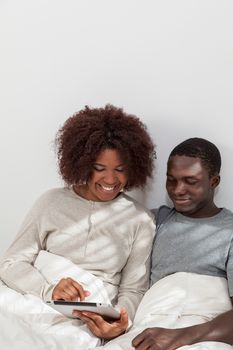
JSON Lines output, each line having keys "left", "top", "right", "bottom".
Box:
{"left": 132, "top": 137, "right": 233, "bottom": 350}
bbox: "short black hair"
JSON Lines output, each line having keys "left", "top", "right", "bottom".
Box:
{"left": 169, "top": 137, "right": 221, "bottom": 177}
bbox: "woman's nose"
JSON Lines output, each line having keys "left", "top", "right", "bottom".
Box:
{"left": 103, "top": 171, "right": 117, "bottom": 184}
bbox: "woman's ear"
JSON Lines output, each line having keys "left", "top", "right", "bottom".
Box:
{"left": 211, "top": 175, "right": 220, "bottom": 189}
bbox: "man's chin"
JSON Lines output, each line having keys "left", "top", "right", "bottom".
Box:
{"left": 173, "top": 204, "right": 194, "bottom": 214}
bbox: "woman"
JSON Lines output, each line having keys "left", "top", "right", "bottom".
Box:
{"left": 0, "top": 104, "right": 155, "bottom": 340}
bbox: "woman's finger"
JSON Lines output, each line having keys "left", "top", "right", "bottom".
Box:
{"left": 63, "top": 280, "right": 82, "bottom": 299}
{"left": 52, "top": 277, "right": 90, "bottom": 301}
{"left": 69, "top": 279, "right": 87, "bottom": 300}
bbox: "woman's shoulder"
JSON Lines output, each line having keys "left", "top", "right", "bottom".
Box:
{"left": 121, "top": 193, "right": 154, "bottom": 220}
{"left": 32, "top": 187, "right": 71, "bottom": 209}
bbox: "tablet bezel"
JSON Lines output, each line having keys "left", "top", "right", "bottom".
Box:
{"left": 46, "top": 300, "right": 120, "bottom": 320}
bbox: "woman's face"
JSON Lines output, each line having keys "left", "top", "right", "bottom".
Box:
{"left": 81, "top": 149, "right": 128, "bottom": 202}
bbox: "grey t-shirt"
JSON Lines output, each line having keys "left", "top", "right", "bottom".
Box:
{"left": 150, "top": 206, "right": 233, "bottom": 296}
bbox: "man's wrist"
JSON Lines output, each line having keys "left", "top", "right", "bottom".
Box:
{"left": 181, "top": 321, "right": 212, "bottom": 345}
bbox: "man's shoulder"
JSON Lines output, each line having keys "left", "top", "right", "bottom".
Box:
{"left": 220, "top": 208, "right": 233, "bottom": 225}
{"left": 151, "top": 205, "right": 172, "bottom": 216}
{"left": 222, "top": 207, "right": 233, "bottom": 217}
{"left": 151, "top": 205, "right": 174, "bottom": 227}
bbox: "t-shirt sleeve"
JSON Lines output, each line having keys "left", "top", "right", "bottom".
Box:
{"left": 226, "top": 238, "right": 233, "bottom": 296}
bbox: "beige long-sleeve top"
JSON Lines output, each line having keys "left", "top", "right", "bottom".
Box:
{"left": 0, "top": 187, "right": 155, "bottom": 320}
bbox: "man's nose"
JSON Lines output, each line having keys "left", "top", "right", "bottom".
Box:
{"left": 174, "top": 181, "right": 186, "bottom": 195}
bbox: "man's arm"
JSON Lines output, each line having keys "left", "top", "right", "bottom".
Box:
{"left": 132, "top": 298, "right": 233, "bottom": 350}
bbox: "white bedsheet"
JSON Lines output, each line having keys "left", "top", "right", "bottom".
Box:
{"left": 95, "top": 272, "right": 233, "bottom": 350}
{"left": 0, "top": 251, "right": 110, "bottom": 350}
{"left": 1, "top": 254, "right": 233, "bottom": 350}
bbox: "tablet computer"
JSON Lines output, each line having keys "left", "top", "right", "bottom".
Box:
{"left": 46, "top": 300, "right": 120, "bottom": 320}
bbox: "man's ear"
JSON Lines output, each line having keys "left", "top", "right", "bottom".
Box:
{"left": 211, "top": 175, "right": 220, "bottom": 189}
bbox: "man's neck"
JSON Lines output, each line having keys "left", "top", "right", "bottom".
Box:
{"left": 177, "top": 205, "right": 221, "bottom": 219}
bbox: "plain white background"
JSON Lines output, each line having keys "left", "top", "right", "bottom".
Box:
{"left": 0, "top": 0, "right": 233, "bottom": 255}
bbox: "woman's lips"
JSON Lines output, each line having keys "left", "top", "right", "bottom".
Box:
{"left": 97, "top": 183, "right": 120, "bottom": 193}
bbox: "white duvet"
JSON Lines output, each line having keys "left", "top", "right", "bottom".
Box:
{"left": 0, "top": 252, "right": 232, "bottom": 350}
{"left": 97, "top": 272, "right": 233, "bottom": 350}
{"left": 0, "top": 251, "right": 110, "bottom": 350}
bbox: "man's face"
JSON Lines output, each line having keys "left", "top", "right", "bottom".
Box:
{"left": 166, "top": 155, "right": 219, "bottom": 218}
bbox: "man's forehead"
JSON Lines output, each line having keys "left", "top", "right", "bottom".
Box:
{"left": 167, "top": 155, "right": 204, "bottom": 175}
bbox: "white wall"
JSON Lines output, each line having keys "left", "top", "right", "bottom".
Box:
{"left": 1, "top": 0, "right": 233, "bottom": 255}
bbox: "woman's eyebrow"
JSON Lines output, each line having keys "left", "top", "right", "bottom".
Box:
{"left": 94, "top": 163, "right": 125, "bottom": 167}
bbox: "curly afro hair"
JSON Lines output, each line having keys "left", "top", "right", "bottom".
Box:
{"left": 55, "top": 104, "right": 156, "bottom": 190}
{"left": 169, "top": 137, "right": 221, "bottom": 177}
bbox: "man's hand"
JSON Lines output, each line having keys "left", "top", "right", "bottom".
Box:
{"left": 72, "top": 307, "right": 128, "bottom": 340}
{"left": 132, "top": 327, "right": 193, "bottom": 350}
{"left": 132, "top": 307, "right": 233, "bottom": 350}
{"left": 52, "top": 277, "right": 90, "bottom": 301}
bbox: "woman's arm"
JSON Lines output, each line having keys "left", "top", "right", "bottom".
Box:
{"left": 116, "top": 216, "right": 155, "bottom": 321}
{"left": 0, "top": 198, "right": 54, "bottom": 299}
{"left": 0, "top": 190, "right": 93, "bottom": 301}
{"left": 73, "top": 211, "right": 155, "bottom": 340}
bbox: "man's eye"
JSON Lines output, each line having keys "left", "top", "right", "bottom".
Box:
{"left": 166, "top": 177, "right": 175, "bottom": 182}
{"left": 186, "top": 179, "right": 198, "bottom": 185}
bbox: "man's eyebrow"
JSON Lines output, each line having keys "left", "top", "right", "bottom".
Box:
{"left": 166, "top": 174, "right": 199, "bottom": 179}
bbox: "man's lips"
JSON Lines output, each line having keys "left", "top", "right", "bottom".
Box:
{"left": 172, "top": 198, "right": 191, "bottom": 204}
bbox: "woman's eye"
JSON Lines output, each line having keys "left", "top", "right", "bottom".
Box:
{"left": 115, "top": 167, "right": 125, "bottom": 172}
{"left": 93, "top": 165, "right": 105, "bottom": 171}
{"left": 93, "top": 165, "right": 125, "bottom": 172}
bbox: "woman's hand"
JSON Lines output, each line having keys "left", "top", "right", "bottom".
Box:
{"left": 52, "top": 277, "right": 90, "bottom": 301}
{"left": 72, "top": 307, "right": 128, "bottom": 340}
